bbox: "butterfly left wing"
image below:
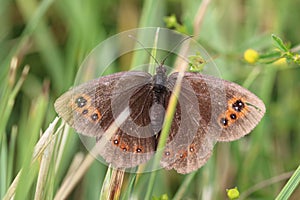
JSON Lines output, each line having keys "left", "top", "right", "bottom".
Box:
{"left": 54, "top": 71, "right": 157, "bottom": 168}
{"left": 160, "top": 72, "right": 265, "bottom": 174}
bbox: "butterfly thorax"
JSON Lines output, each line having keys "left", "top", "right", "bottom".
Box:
{"left": 152, "top": 65, "right": 168, "bottom": 102}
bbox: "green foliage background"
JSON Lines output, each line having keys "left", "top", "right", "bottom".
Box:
{"left": 1, "top": 0, "right": 300, "bottom": 199}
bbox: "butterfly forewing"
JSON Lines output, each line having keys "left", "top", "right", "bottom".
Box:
{"left": 216, "top": 79, "right": 266, "bottom": 141}
{"left": 54, "top": 72, "right": 127, "bottom": 136}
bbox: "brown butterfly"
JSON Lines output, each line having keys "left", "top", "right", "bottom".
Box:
{"left": 54, "top": 64, "right": 265, "bottom": 174}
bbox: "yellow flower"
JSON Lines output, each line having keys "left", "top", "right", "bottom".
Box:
{"left": 244, "top": 49, "right": 259, "bottom": 64}
{"left": 227, "top": 187, "right": 240, "bottom": 199}
{"left": 273, "top": 57, "right": 287, "bottom": 65}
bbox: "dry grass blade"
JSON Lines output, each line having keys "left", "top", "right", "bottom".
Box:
{"left": 54, "top": 124, "right": 70, "bottom": 173}
{"left": 54, "top": 153, "right": 94, "bottom": 200}
{"left": 193, "top": 0, "right": 212, "bottom": 37}
{"left": 100, "top": 167, "right": 125, "bottom": 200}
{"left": 34, "top": 135, "right": 55, "bottom": 200}
{"left": 3, "top": 117, "right": 59, "bottom": 200}
{"left": 55, "top": 107, "right": 130, "bottom": 199}
{"left": 8, "top": 57, "right": 18, "bottom": 87}
{"left": 33, "top": 117, "right": 60, "bottom": 160}
{"left": 2, "top": 172, "right": 21, "bottom": 200}
{"left": 107, "top": 168, "right": 125, "bottom": 200}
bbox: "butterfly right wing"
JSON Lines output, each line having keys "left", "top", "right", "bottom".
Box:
{"left": 161, "top": 72, "right": 265, "bottom": 174}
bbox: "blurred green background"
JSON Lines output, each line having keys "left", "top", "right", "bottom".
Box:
{"left": 1, "top": 0, "right": 300, "bottom": 199}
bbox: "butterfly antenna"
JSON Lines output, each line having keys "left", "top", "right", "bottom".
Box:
{"left": 160, "top": 35, "right": 193, "bottom": 66}
{"left": 128, "top": 34, "right": 161, "bottom": 66}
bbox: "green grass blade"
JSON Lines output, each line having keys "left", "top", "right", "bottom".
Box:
{"left": 145, "top": 54, "right": 186, "bottom": 200}
{"left": 99, "top": 167, "right": 112, "bottom": 200}
{"left": 275, "top": 164, "right": 300, "bottom": 200}
{"left": 1, "top": 0, "right": 56, "bottom": 84}
{"left": 173, "top": 171, "right": 197, "bottom": 200}
{"left": 16, "top": 0, "right": 64, "bottom": 91}
{"left": 121, "top": 173, "right": 137, "bottom": 200}
{"left": 130, "top": 0, "right": 165, "bottom": 68}
{"left": 0, "top": 65, "right": 29, "bottom": 144}
{"left": 7, "top": 126, "right": 17, "bottom": 193}
{"left": 14, "top": 83, "right": 49, "bottom": 200}
{"left": 0, "top": 134, "right": 8, "bottom": 198}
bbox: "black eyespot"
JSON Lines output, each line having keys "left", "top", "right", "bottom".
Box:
{"left": 230, "top": 113, "right": 237, "bottom": 119}
{"left": 165, "top": 151, "right": 170, "bottom": 156}
{"left": 122, "top": 148, "right": 127, "bottom": 152}
{"left": 136, "top": 148, "right": 142, "bottom": 153}
{"left": 220, "top": 118, "right": 228, "bottom": 126}
{"left": 91, "top": 113, "right": 99, "bottom": 121}
{"left": 75, "top": 96, "right": 87, "bottom": 108}
{"left": 189, "top": 147, "right": 194, "bottom": 152}
{"left": 82, "top": 109, "right": 88, "bottom": 114}
{"left": 232, "top": 100, "right": 245, "bottom": 112}
{"left": 113, "top": 139, "right": 119, "bottom": 144}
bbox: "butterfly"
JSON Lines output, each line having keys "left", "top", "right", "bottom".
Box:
{"left": 54, "top": 60, "right": 265, "bottom": 174}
